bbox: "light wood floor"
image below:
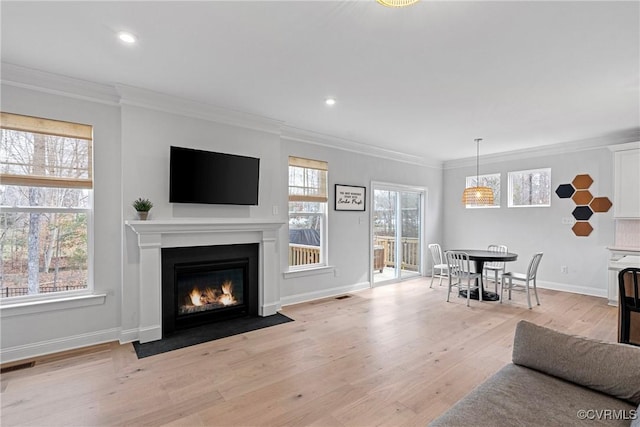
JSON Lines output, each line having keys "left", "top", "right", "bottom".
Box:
{"left": 1, "top": 278, "right": 618, "bottom": 427}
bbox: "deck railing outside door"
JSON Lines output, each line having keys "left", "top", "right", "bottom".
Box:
{"left": 288, "top": 237, "right": 419, "bottom": 270}
{"left": 374, "top": 236, "right": 419, "bottom": 271}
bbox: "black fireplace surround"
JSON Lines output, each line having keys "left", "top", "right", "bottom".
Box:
{"left": 161, "top": 243, "right": 259, "bottom": 336}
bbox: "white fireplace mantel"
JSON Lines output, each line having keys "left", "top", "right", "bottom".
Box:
{"left": 125, "top": 218, "right": 285, "bottom": 343}
{"left": 126, "top": 218, "right": 285, "bottom": 236}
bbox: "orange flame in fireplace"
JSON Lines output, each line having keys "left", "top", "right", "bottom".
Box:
{"left": 185, "top": 280, "right": 237, "bottom": 311}
{"left": 189, "top": 288, "right": 204, "bottom": 306}
{"left": 219, "top": 280, "right": 235, "bottom": 306}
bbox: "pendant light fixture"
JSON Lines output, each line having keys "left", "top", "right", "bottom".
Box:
{"left": 462, "top": 138, "right": 494, "bottom": 206}
{"left": 377, "top": 0, "right": 420, "bottom": 8}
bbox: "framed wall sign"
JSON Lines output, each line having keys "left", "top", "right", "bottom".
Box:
{"left": 335, "top": 184, "right": 366, "bottom": 211}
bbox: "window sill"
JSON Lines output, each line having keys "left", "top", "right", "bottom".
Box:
{"left": 283, "top": 265, "right": 335, "bottom": 279}
{"left": 0, "top": 293, "right": 107, "bottom": 318}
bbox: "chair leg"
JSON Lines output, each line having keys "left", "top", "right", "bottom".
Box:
{"left": 525, "top": 280, "right": 532, "bottom": 309}
{"left": 621, "top": 310, "right": 631, "bottom": 344}
{"left": 466, "top": 278, "right": 471, "bottom": 307}
{"left": 446, "top": 276, "right": 452, "bottom": 302}
{"left": 533, "top": 278, "right": 540, "bottom": 306}
{"left": 439, "top": 269, "right": 444, "bottom": 287}
{"left": 430, "top": 267, "right": 435, "bottom": 288}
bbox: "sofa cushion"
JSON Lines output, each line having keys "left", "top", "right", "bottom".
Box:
{"left": 429, "top": 364, "right": 635, "bottom": 427}
{"left": 512, "top": 320, "right": 640, "bottom": 405}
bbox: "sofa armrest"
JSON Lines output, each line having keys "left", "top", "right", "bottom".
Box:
{"left": 512, "top": 320, "right": 640, "bottom": 405}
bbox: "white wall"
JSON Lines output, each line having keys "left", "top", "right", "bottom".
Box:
{"left": 279, "top": 137, "right": 444, "bottom": 304}
{"left": 0, "top": 83, "right": 123, "bottom": 360}
{"left": 0, "top": 68, "right": 444, "bottom": 362}
{"left": 443, "top": 146, "right": 616, "bottom": 297}
{"left": 3, "top": 65, "right": 627, "bottom": 362}
{"left": 120, "top": 102, "right": 284, "bottom": 339}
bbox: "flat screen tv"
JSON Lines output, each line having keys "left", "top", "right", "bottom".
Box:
{"left": 169, "top": 146, "right": 260, "bottom": 205}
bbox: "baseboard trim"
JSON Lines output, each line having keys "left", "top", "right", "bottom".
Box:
{"left": 536, "top": 280, "right": 607, "bottom": 299}
{"left": 280, "top": 281, "right": 371, "bottom": 307}
{"left": 260, "top": 302, "right": 281, "bottom": 317}
{"left": 138, "top": 326, "right": 162, "bottom": 344}
{"left": 0, "top": 327, "right": 120, "bottom": 364}
{"left": 119, "top": 328, "right": 139, "bottom": 344}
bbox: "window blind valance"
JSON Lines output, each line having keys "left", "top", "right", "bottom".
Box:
{"left": 288, "top": 156, "right": 328, "bottom": 203}
{"left": 288, "top": 156, "right": 328, "bottom": 171}
{"left": 1, "top": 112, "right": 93, "bottom": 189}
{"left": 1, "top": 112, "right": 92, "bottom": 140}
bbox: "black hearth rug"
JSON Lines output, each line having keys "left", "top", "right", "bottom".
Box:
{"left": 132, "top": 313, "right": 294, "bottom": 359}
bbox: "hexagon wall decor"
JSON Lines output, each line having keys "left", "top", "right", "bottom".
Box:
{"left": 555, "top": 174, "right": 612, "bottom": 237}
{"left": 572, "top": 221, "right": 593, "bottom": 237}
{"left": 555, "top": 184, "right": 575, "bottom": 199}
{"left": 572, "top": 174, "right": 593, "bottom": 189}
{"left": 590, "top": 197, "right": 612, "bottom": 213}
{"left": 572, "top": 190, "right": 593, "bottom": 205}
{"left": 572, "top": 206, "right": 593, "bottom": 221}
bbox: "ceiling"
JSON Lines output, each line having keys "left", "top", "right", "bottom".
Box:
{"left": 1, "top": 1, "right": 638, "bottom": 162}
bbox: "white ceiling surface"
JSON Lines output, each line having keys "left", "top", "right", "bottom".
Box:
{"left": 1, "top": 1, "right": 638, "bottom": 162}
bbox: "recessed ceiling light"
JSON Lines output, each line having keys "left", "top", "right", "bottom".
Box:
{"left": 325, "top": 98, "right": 336, "bottom": 106}
{"left": 117, "top": 31, "right": 137, "bottom": 44}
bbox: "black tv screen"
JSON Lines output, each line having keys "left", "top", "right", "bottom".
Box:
{"left": 169, "top": 146, "right": 260, "bottom": 205}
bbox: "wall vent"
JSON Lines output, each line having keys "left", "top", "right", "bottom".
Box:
{"left": 1, "top": 361, "right": 35, "bottom": 374}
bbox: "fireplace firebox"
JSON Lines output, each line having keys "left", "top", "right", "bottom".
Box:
{"left": 161, "top": 243, "right": 259, "bottom": 336}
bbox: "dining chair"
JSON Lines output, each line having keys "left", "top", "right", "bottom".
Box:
{"left": 446, "top": 251, "right": 481, "bottom": 306}
{"left": 500, "top": 252, "right": 543, "bottom": 309}
{"left": 618, "top": 267, "right": 640, "bottom": 346}
{"left": 428, "top": 243, "right": 449, "bottom": 288}
{"left": 484, "top": 244, "right": 508, "bottom": 292}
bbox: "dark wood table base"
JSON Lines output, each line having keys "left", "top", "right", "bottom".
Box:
{"left": 459, "top": 289, "right": 500, "bottom": 301}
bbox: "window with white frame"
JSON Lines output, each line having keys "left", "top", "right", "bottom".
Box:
{"left": 508, "top": 168, "right": 551, "bottom": 207}
{"left": 0, "top": 112, "right": 93, "bottom": 299}
{"left": 288, "top": 156, "right": 327, "bottom": 268}
{"left": 465, "top": 173, "right": 501, "bottom": 208}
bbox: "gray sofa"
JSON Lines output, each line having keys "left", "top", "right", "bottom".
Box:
{"left": 430, "top": 320, "right": 640, "bottom": 426}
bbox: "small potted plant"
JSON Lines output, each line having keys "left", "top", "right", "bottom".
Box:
{"left": 132, "top": 197, "right": 153, "bottom": 220}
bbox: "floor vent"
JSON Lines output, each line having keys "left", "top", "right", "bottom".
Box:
{"left": 1, "top": 361, "right": 35, "bottom": 374}
{"left": 335, "top": 295, "right": 351, "bottom": 300}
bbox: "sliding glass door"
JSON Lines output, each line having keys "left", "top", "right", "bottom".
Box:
{"left": 372, "top": 184, "right": 423, "bottom": 284}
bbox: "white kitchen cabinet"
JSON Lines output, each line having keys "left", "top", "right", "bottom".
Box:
{"left": 612, "top": 145, "right": 640, "bottom": 218}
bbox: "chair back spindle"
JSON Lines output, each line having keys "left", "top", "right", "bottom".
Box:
{"left": 429, "top": 244, "right": 444, "bottom": 265}
{"left": 528, "top": 252, "right": 544, "bottom": 279}
{"left": 428, "top": 243, "right": 449, "bottom": 288}
{"left": 485, "top": 244, "right": 507, "bottom": 269}
{"left": 445, "top": 251, "right": 481, "bottom": 306}
{"left": 500, "top": 252, "right": 543, "bottom": 309}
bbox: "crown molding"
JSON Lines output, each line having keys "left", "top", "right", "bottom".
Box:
{"left": 281, "top": 125, "right": 443, "bottom": 169}
{"left": 1, "top": 62, "right": 120, "bottom": 106}
{"left": 443, "top": 128, "right": 640, "bottom": 170}
{"left": 608, "top": 141, "right": 640, "bottom": 152}
{"left": 114, "top": 84, "right": 284, "bottom": 136}
{"left": 0, "top": 63, "right": 284, "bottom": 135}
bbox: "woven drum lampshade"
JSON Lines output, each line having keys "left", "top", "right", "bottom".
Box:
{"left": 462, "top": 186, "right": 494, "bottom": 205}
{"left": 462, "top": 138, "right": 494, "bottom": 206}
